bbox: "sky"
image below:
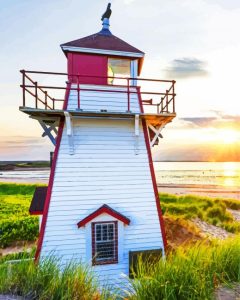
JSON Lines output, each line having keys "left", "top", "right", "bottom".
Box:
{"left": 0, "top": 0, "right": 240, "bottom": 161}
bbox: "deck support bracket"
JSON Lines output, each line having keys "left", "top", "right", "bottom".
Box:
{"left": 148, "top": 124, "right": 165, "bottom": 147}
{"left": 64, "top": 111, "right": 74, "bottom": 155}
{"left": 32, "top": 117, "right": 59, "bottom": 146}
{"left": 134, "top": 114, "right": 140, "bottom": 155}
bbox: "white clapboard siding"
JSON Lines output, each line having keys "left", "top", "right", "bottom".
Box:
{"left": 41, "top": 105, "right": 164, "bottom": 286}
{"left": 67, "top": 84, "right": 140, "bottom": 113}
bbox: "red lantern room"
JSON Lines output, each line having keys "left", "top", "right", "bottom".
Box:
{"left": 61, "top": 17, "right": 144, "bottom": 86}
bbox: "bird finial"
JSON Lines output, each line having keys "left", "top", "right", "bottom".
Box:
{"left": 99, "top": 3, "right": 112, "bottom": 36}
{"left": 101, "top": 3, "right": 112, "bottom": 21}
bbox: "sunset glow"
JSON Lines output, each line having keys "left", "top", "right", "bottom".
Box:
{"left": 220, "top": 129, "right": 239, "bottom": 144}
{"left": 223, "top": 162, "right": 238, "bottom": 187}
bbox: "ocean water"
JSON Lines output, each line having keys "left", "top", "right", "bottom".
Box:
{"left": 154, "top": 162, "right": 240, "bottom": 188}
{"left": 0, "top": 162, "right": 240, "bottom": 188}
{"left": 0, "top": 170, "right": 50, "bottom": 182}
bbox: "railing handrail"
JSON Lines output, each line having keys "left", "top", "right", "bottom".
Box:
{"left": 20, "top": 70, "right": 176, "bottom": 114}
{"left": 20, "top": 69, "right": 176, "bottom": 84}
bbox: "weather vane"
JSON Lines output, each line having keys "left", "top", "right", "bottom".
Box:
{"left": 101, "top": 3, "right": 112, "bottom": 21}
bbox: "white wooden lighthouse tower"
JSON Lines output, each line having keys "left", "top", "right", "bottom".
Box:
{"left": 22, "top": 5, "right": 176, "bottom": 285}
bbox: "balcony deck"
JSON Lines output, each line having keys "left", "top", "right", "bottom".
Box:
{"left": 19, "top": 70, "right": 176, "bottom": 126}
{"left": 19, "top": 106, "right": 176, "bottom": 126}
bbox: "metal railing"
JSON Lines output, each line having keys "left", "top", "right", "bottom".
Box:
{"left": 20, "top": 70, "right": 176, "bottom": 114}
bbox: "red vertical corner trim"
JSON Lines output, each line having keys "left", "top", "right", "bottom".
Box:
{"left": 142, "top": 119, "right": 167, "bottom": 250}
{"left": 35, "top": 85, "right": 70, "bottom": 262}
{"left": 137, "top": 88, "right": 167, "bottom": 250}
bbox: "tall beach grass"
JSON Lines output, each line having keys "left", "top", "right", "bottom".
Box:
{"left": 0, "top": 238, "right": 239, "bottom": 299}
{"left": 0, "top": 257, "right": 114, "bottom": 300}
{"left": 127, "top": 236, "right": 240, "bottom": 300}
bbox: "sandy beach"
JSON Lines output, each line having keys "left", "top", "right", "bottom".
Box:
{"left": 0, "top": 177, "right": 48, "bottom": 184}
{"left": 158, "top": 184, "right": 240, "bottom": 200}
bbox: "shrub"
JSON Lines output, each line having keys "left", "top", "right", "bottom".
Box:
{"left": 0, "top": 217, "right": 39, "bottom": 248}
{"left": 223, "top": 222, "right": 240, "bottom": 233}
{"left": 0, "top": 183, "right": 41, "bottom": 248}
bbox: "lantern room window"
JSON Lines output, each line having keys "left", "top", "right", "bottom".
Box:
{"left": 108, "top": 58, "right": 131, "bottom": 85}
{"left": 92, "top": 221, "right": 118, "bottom": 265}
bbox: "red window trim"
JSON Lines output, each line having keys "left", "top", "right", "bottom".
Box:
{"left": 77, "top": 204, "right": 130, "bottom": 228}
{"left": 91, "top": 221, "right": 118, "bottom": 266}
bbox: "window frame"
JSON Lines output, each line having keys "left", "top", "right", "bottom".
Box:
{"left": 107, "top": 57, "right": 131, "bottom": 85}
{"left": 91, "top": 221, "right": 118, "bottom": 265}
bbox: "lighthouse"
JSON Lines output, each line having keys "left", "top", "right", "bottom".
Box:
{"left": 22, "top": 4, "right": 176, "bottom": 285}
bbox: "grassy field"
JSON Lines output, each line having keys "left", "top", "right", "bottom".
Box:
{"left": 0, "top": 238, "right": 239, "bottom": 299}
{"left": 0, "top": 183, "right": 39, "bottom": 248}
{"left": 0, "top": 183, "right": 240, "bottom": 249}
{"left": 160, "top": 192, "right": 240, "bottom": 233}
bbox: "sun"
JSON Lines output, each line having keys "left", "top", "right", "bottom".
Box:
{"left": 221, "top": 129, "right": 239, "bottom": 144}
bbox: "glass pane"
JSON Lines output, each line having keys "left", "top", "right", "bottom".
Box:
{"left": 108, "top": 224, "right": 114, "bottom": 240}
{"left": 96, "top": 241, "right": 114, "bottom": 260}
{"left": 108, "top": 58, "right": 130, "bottom": 85}
{"left": 102, "top": 225, "right": 108, "bottom": 241}
{"left": 96, "top": 225, "right": 102, "bottom": 241}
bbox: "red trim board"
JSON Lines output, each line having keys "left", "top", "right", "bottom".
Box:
{"left": 78, "top": 204, "right": 130, "bottom": 228}
{"left": 30, "top": 211, "right": 43, "bottom": 216}
{"left": 142, "top": 119, "right": 167, "bottom": 250}
{"left": 35, "top": 85, "right": 71, "bottom": 261}
{"left": 137, "top": 88, "right": 167, "bottom": 250}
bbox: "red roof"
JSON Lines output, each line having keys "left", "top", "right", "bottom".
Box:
{"left": 77, "top": 204, "right": 130, "bottom": 228}
{"left": 61, "top": 32, "right": 144, "bottom": 55}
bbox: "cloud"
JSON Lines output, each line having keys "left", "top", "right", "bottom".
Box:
{"left": 165, "top": 58, "right": 208, "bottom": 78}
{"left": 180, "top": 112, "right": 240, "bottom": 129}
{"left": 0, "top": 135, "right": 53, "bottom": 160}
{"left": 154, "top": 142, "right": 240, "bottom": 162}
{"left": 181, "top": 117, "right": 217, "bottom": 127}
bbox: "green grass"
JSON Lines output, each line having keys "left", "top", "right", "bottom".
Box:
{"left": 0, "top": 238, "right": 239, "bottom": 299}
{"left": 0, "top": 183, "right": 38, "bottom": 195}
{"left": 0, "top": 183, "right": 43, "bottom": 248}
{"left": 160, "top": 193, "right": 240, "bottom": 233}
{"left": 128, "top": 237, "right": 240, "bottom": 300}
{"left": 0, "top": 257, "right": 114, "bottom": 300}
{"left": 0, "top": 247, "right": 36, "bottom": 264}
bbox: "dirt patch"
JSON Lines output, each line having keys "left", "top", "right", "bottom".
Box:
{"left": 0, "top": 241, "right": 35, "bottom": 257}
{"left": 215, "top": 284, "right": 240, "bottom": 300}
{"left": 193, "top": 218, "right": 233, "bottom": 240}
{"left": 164, "top": 216, "right": 203, "bottom": 251}
{"left": 228, "top": 209, "right": 240, "bottom": 222}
